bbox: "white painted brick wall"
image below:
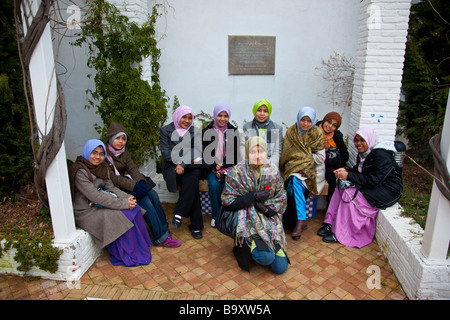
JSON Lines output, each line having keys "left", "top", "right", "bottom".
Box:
{"left": 348, "top": 0, "right": 411, "bottom": 164}
{"left": 0, "top": 229, "right": 102, "bottom": 282}
{"left": 376, "top": 204, "right": 450, "bottom": 300}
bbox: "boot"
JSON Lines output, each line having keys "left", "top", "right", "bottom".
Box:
{"left": 291, "top": 220, "right": 308, "bottom": 240}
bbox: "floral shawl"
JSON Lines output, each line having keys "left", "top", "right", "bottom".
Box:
{"left": 279, "top": 124, "right": 325, "bottom": 195}
{"left": 222, "top": 159, "right": 287, "bottom": 251}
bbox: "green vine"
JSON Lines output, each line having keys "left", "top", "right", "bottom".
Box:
{"left": 0, "top": 208, "right": 62, "bottom": 274}
{"left": 72, "top": 0, "right": 169, "bottom": 167}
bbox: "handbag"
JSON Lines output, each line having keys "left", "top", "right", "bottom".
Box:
{"left": 216, "top": 206, "right": 238, "bottom": 239}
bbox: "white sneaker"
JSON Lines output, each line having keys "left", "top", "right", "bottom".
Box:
{"left": 211, "top": 219, "right": 216, "bottom": 228}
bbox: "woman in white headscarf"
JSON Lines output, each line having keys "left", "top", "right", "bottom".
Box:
{"left": 318, "top": 127, "right": 403, "bottom": 248}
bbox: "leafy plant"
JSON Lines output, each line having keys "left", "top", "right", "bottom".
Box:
{"left": 72, "top": 0, "right": 169, "bottom": 167}
{"left": 398, "top": 0, "right": 449, "bottom": 164}
{"left": 0, "top": 212, "right": 61, "bottom": 274}
{"left": 0, "top": 1, "right": 34, "bottom": 196}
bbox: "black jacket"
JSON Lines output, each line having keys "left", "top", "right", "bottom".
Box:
{"left": 202, "top": 121, "right": 239, "bottom": 170}
{"left": 316, "top": 121, "right": 349, "bottom": 171}
{"left": 347, "top": 147, "right": 403, "bottom": 209}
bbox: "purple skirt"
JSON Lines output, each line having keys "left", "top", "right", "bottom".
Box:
{"left": 107, "top": 205, "right": 152, "bottom": 266}
{"left": 324, "top": 187, "right": 379, "bottom": 248}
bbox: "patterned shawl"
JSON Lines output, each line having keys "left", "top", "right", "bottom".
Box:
{"left": 279, "top": 124, "right": 325, "bottom": 195}
{"left": 222, "top": 159, "right": 287, "bottom": 251}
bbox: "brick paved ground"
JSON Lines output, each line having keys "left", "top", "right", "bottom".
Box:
{"left": 0, "top": 208, "right": 407, "bottom": 300}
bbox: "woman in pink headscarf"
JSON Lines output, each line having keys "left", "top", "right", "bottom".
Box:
{"left": 160, "top": 106, "right": 205, "bottom": 239}
{"left": 318, "top": 127, "right": 403, "bottom": 248}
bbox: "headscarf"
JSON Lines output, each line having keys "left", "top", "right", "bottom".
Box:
{"left": 296, "top": 106, "right": 316, "bottom": 135}
{"left": 354, "top": 127, "right": 379, "bottom": 172}
{"left": 69, "top": 139, "right": 109, "bottom": 198}
{"left": 82, "top": 139, "right": 107, "bottom": 162}
{"left": 245, "top": 136, "right": 268, "bottom": 162}
{"left": 320, "top": 112, "right": 342, "bottom": 149}
{"left": 245, "top": 136, "right": 268, "bottom": 179}
{"left": 252, "top": 99, "right": 272, "bottom": 117}
{"left": 173, "top": 105, "right": 194, "bottom": 137}
{"left": 212, "top": 104, "right": 231, "bottom": 160}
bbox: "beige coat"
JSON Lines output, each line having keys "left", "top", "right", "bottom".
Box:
{"left": 72, "top": 168, "right": 136, "bottom": 248}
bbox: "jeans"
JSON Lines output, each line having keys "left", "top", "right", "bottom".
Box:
{"left": 251, "top": 247, "right": 288, "bottom": 274}
{"left": 207, "top": 172, "right": 225, "bottom": 220}
{"left": 138, "top": 189, "right": 169, "bottom": 245}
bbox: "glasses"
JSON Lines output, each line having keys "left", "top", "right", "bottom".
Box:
{"left": 91, "top": 151, "right": 105, "bottom": 157}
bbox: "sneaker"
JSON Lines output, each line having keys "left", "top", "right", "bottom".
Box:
{"left": 171, "top": 215, "right": 181, "bottom": 229}
{"left": 211, "top": 219, "right": 216, "bottom": 228}
{"left": 157, "top": 234, "right": 181, "bottom": 248}
{"left": 317, "top": 223, "right": 332, "bottom": 237}
{"left": 191, "top": 229, "right": 203, "bottom": 239}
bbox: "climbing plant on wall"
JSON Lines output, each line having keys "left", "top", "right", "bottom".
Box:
{"left": 72, "top": 0, "right": 169, "bottom": 167}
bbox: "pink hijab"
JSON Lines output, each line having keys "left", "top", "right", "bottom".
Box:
{"left": 354, "top": 127, "right": 379, "bottom": 172}
{"left": 173, "top": 105, "right": 194, "bottom": 137}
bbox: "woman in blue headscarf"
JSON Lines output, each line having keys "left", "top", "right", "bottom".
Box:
{"left": 202, "top": 104, "right": 239, "bottom": 227}
{"left": 69, "top": 139, "right": 152, "bottom": 267}
{"left": 279, "top": 107, "right": 326, "bottom": 240}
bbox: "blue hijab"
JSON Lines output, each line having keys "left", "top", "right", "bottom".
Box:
{"left": 296, "top": 106, "right": 317, "bottom": 136}
{"left": 82, "top": 139, "right": 106, "bottom": 162}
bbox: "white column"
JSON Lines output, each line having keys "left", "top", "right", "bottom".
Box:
{"left": 348, "top": 0, "right": 411, "bottom": 163}
{"left": 23, "top": 1, "right": 77, "bottom": 243}
{"left": 421, "top": 92, "right": 450, "bottom": 261}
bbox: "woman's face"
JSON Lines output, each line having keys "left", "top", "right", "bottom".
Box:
{"left": 215, "top": 111, "right": 229, "bottom": 127}
{"left": 298, "top": 116, "right": 312, "bottom": 131}
{"left": 89, "top": 146, "right": 105, "bottom": 166}
{"left": 323, "top": 118, "right": 338, "bottom": 134}
{"left": 111, "top": 134, "right": 127, "bottom": 150}
{"left": 179, "top": 113, "right": 193, "bottom": 129}
{"left": 248, "top": 145, "right": 267, "bottom": 166}
{"left": 255, "top": 105, "right": 270, "bottom": 123}
{"left": 354, "top": 134, "right": 369, "bottom": 153}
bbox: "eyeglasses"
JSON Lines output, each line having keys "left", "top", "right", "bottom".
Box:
{"left": 91, "top": 151, "right": 105, "bottom": 157}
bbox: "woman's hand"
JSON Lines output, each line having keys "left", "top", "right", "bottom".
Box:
{"left": 334, "top": 168, "right": 348, "bottom": 180}
{"left": 215, "top": 163, "right": 223, "bottom": 171}
{"left": 128, "top": 196, "right": 137, "bottom": 210}
{"left": 175, "top": 164, "right": 184, "bottom": 175}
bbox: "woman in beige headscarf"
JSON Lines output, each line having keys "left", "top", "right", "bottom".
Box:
{"left": 222, "top": 136, "right": 289, "bottom": 274}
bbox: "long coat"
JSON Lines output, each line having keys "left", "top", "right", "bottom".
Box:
{"left": 104, "top": 121, "right": 151, "bottom": 194}
{"left": 72, "top": 168, "right": 135, "bottom": 248}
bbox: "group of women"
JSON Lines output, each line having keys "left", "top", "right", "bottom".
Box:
{"left": 69, "top": 99, "right": 403, "bottom": 274}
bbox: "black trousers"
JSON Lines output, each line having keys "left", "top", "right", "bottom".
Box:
{"left": 173, "top": 168, "right": 203, "bottom": 231}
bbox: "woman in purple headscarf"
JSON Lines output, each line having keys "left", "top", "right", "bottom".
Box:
{"left": 202, "top": 104, "right": 239, "bottom": 227}
{"left": 318, "top": 127, "right": 403, "bottom": 248}
{"left": 160, "top": 106, "right": 205, "bottom": 239}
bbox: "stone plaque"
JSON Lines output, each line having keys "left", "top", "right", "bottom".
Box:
{"left": 228, "top": 35, "right": 276, "bottom": 75}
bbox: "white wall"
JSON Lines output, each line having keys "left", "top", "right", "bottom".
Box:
{"left": 53, "top": 0, "right": 359, "bottom": 160}
{"left": 154, "top": 0, "right": 359, "bottom": 133}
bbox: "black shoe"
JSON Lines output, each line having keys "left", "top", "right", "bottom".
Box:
{"left": 322, "top": 233, "right": 339, "bottom": 244}
{"left": 191, "top": 229, "right": 203, "bottom": 239}
{"left": 317, "top": 223, "right": 332, "bottom": 237}
{"left": 171, "top": 216, "right": 181, "bottom": 229}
